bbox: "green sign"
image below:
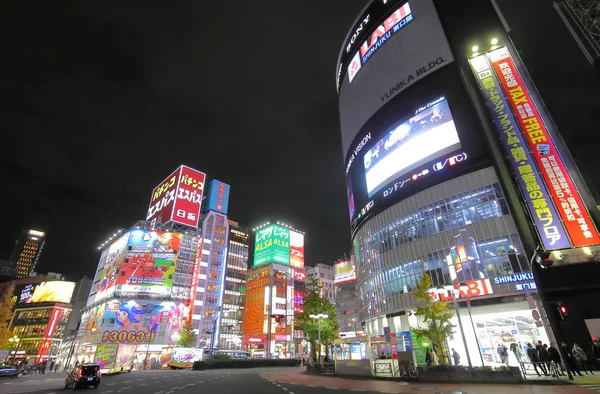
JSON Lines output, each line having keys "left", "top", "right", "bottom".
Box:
{"left": 410, "top": 331, "right": 432, "bottom": 366}
{"left": 254, "top": 224, "right": 290, "bottom": 266}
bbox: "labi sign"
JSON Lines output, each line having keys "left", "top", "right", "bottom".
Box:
{"left": 254, "top": 224, "right": 290, "bottom": 267}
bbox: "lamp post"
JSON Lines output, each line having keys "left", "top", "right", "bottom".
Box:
{"left": 8, "top": 335, "right": 20, "bottom": 365}
{"left": 457, "top": 282, "right": 485, "bottom": 366}
{"left": 309, "top": 313, "right": 329, "bottom": 362}
{"left": 438, "top": 285, "right": 472, "bottom": 368}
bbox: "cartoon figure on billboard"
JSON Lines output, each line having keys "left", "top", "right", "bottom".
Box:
{"left": 116, "top": 302, "right": 146, "bottom": 331}
{"left": 165, "top": 303, "right": 190, "bottom": 344}
{"left": 127, "top": 230, "right": 181, "bottom": 253}
{"left": 152, "top": 232, "right": 176, "bottom": 252}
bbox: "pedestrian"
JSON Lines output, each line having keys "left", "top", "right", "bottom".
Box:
{"left": 425, "top": 348, "right": 433, "bottom": 367}
{"left": 573, "top": 343, "right": 593, "bottom": 375}
{"left": 452, "top": 348, "right": 460, "bottom": 366}
{"left": 538, "top": 342, "right": 551, "bottom": 373}
{"left": 561, "top": 342, "right": 583, "bottom": 376}
{"left": 511, "top": 343, "right": 526, "bottom": 364}
{"left": 547, "top": 343, "right": 565, "bottom": 376}
{"left": 526, "top": 342, "right": 545, "bottom": 376}
{"left": 497, "top": 344, "right": 509, "bottom": 366}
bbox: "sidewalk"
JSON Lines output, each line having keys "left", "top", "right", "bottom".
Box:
{"left": 261, "top": 368, "right": 593, "bottom": 394}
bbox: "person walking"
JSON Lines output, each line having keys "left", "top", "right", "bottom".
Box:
{"left": 526, "top": 342, "right": 545, "bottom": 376}
{"left": 452, "top": 348, "right": 461, "bottom": 366}
{"left": 561, "top": 342, "right": 583, "bottom": 376}
{"left": 547, "top": 343, "right": 565, "bottom": 376}
{"left": 538, "top": 342, "right": 552, "bottom": 374}
{"left": 425, "top": 348, "right": 433, "bottom": 367}
{"left": 573, "top": 343, "right": 594, "bottom": 375}
{"left": 498, "top": 344, "right": 509, "bottom": 366}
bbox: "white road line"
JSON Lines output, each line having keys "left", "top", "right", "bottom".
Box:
{"left": 107, "top": 383, "right": 116, "bottom": 386}
{"left": 166, "top": 391, "right": 173, "bottom": 394}
{"left": 379, "top": 391, "right": 397, "bottom": 393}
{"left": 119, "top": 387, "right": 132, "bottom": 392}
{"left": 154, "top": 391, "right": 164, "bottom": 394}
{"left": 197, "top": 381, "right": 204, "bottom": 383}
{"left": 326, "top": 388, "right": 339, "bottom": 390}
{"left": 102, "top": 391, "right": 113, "bottom": 393}
{"left": 137, "top": 378, "right": 146, "bottom": 381}
{"left": 139, "top": 384, "right": 147, "bottom": 386}
{"left": 282, "top": 388, "right": 288, "bottom": 391}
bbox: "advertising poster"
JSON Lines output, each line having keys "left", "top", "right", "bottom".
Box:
{"left": 289, "top": 230, "right": 305, "bottom": 269}
{"left": 488, "top": 46, "right": 600, "bottom": 247}
{"left": 99, "top": 300, "right": 164, "bottom": 344}
{"left": 94, "top": 344, "right": 118, "bottom": 370}
{"left": 469, "top": 54, "right": 571, "bottom": 250}
{"left": 171, "top": 166, "right": 206, "bottom": 227}
{"left": 334, "top": 259, "right": 357, "bottom": 284}
{"left": 205, "top": 180, "right": 231, "bottom": 215}
{"left": 116, "top": 230, "right": 181, "bottom": 294}
{"left": 115, "top": 344, "right": 136, "bottom": 370}
{"left": 410, "top": 331, "right": 430, "bottom": 365}
{"left": 164, "top": 302, "right": 191, "bottom": 345}
{"left": 96, "top": 233, "right": 130, "bottom": 302}
{"left": 15, "top": 281, "right": 75, "bottom": 304}
{"left": 254, "top": 224, "right": 291, "bottom": 266}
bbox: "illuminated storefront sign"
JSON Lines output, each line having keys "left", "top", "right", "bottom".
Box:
{"left": 493, "top": 272, "right": 537, "bottom": 292}
{"left": 428, "top": 279, "right": 493, "bottom": 302}
{"left": 293, "top": 270, "right": 306, "bottom": 282}
{"left": 146, "top": 165, "right": 206, "bottom": 228}
{"left": 348, "top": 2, "right": 414, "bottom": 83}
{"left": 254, "top": 224, "right": 291, "bottom": 266}
{"left": 488, "top": 46, "right": 600, "bottom": 247}
{"left": 469, "top": 54, "right": 571, "bottom": 250}
{"left": 205, "top": 180, "right": 230, "bottom": 215}
{"left": 15, "top": 281, "right": 76, "bottom": 304}
{"left": 289, "top": 230, "right": 305, "bottom": 270}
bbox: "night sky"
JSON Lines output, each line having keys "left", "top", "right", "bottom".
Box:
{"left": 3, "top": 0, "right": 369, "bottom": 280}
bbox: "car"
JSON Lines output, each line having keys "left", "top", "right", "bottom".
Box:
{"left": 65, "top": 363, "right": 101, "bottom": 389}
{"left": 0, "top": 365, "right": 26, "bottom": 378}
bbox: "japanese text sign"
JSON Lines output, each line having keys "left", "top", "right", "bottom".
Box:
{"left": 205, "top": 180, "right": 230, "bottom": 215}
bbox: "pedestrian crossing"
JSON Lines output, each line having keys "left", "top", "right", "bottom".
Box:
{"left": 581, "top": 383, "right": 600, "bottom": 392}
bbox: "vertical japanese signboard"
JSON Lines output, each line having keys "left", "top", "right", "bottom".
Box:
{"left": 469, "top": 54, "right": 571, "bottom": 250}
{"left": 205, "top": 180, "right": 230, "bottom": 215}
{"left": 487, "top": 47, "right": 600, "bottom": 248}
{"left": 146, "top": 165, "right": 206, "bottom": 228}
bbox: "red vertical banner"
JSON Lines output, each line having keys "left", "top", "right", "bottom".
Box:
{"left": 171, "top": 166, "right": 206, "bottom": 227}
{"left": 36, "top": 307, "right": 64, "bottom": 362}
{"left": 488, "top": 47, "right": 600, "bottom": 247}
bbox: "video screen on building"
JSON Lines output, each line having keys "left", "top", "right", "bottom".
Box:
{"left": 15, "top": 281, "right": 76, "bottom": 304}
{"left": 364, "top": 98, "right": 460, "bottom": 196}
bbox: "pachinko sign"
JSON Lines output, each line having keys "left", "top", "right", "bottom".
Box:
{"left": 487, "top": 46, "right": 600, "bottom": 247}
{"left": 469, "top": 54, "right": 570, "bottom": 250}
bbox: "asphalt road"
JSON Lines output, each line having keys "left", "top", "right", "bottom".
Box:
{"left": 0, "top": 367, "right": 373, "bottom": 394}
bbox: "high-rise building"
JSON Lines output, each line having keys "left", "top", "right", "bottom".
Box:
{"left": 243, "top": 223, "right": 306, "bottom": 358}
{"left": 333, "top": 257, "right": 360, "bottom": 338}
{"left": 10, "top": 229, "right": 46, "bottom": 278}
{"left": 336, "top": 0, "right": 600, "bottom": 366}
{"left": 306, "top": 263, "right": 335, "bottom": 305}
{"left": 217, "top": 221, "right": 249, "bottom": 351}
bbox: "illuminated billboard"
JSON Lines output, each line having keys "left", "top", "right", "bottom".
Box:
{"left": 487, "top": 46, "right": 600, "bottom": 247}
{"left": 334, "top": 259, "right": 357, "bottom": 284}
{"left": 84, "top": 299, "right": 190, "bottom": 344}
{"left": 363, "top": 98, "right": 460, "bottom": 196}
{"left": 95, "top": 233, "right": 130, "bottom": 302}
{"left": 116, "top": 230, "right": 182, "bottom": 295}
{"left": 15, "top": 281, "right": 76, "bottom": 304}
{"left": 337, "top": 0, "right": 455, "bottom": 160}
{"left": 254, "top": 224, "right": 291, "bottom": 266}
{"left": 205, "top": 180, "right": 231, "bottom": 215}
{"left": 146, "top": 165, "right": 206, "bottom": 228}
{"left": 289, "top": 230, "right": 305, "bottom": 270}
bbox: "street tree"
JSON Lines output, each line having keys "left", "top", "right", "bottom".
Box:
{"left": 0, "top": 285, "right": 15, "bottom": 349}
{"left": 176, "top": 320, "right": 197, "bottom": 347}
{"left": 295, "top": 276, "right": 339, "bottom": 363}
{"left": 412, "top": 272, "right": 454, "bottom": 364}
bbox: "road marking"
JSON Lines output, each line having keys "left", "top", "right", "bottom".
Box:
{"left": 102, "top": 391, "right": 113, "bottom": 393}
{"left": 107, "top": 383, "right": 116, "bottom": 386}
{"left": 138, "top": 378, "right": 146, "bottom": 381}
{"left": 119, "top": 387, "right": 131, "bottom": 392}
{"left": 171, "top": 387, "right": 179, "bottom": 390}
{"left": 197, "top": 381, "right": 204, "bottom": 383}
{"left": 153, "top": 391, "right": 164, "bottom": 394}
{"left": 166, "top": 392, "right": 173, "bottom": 394}
{"left": 379, "top": 392, "right": 397, "bottom": 393}
{"left": 139, "top": 384, "right": 147, "bottom": 386}
{"left": 326, "top": 388, "right": 339, "bottom": 390}
{"left": 282, "top": 388, "right": 288, "bottom": 391}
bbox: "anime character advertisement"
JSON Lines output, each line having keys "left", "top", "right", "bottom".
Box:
{"left": 115, "top": 344, "right": 136, "bottom": 370}
{"left": 84, "top": 303, "right": 107, "bottom": 342}
{"left": 96, "top": 233, "right": 130, "bottom": 302}
{"left": 94, "top": 344, "right": 118, "bottom": 369}
{"left": 164, "top": 302, "right": 190, "bottom": 345}
{"left": 116, "top": 230, "right": 182, "bottom": 294}
{"left": 100, "top": 300, "right": 164, "bottom": 344}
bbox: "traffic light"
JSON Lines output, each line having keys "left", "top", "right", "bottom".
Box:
{"left": 535, "top": 250, "right": 554, "bottom": 268}
{"left": 558, "top": 303, "right": 568, "bottom": 320}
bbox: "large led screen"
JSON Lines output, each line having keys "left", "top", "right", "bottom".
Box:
{"left": 254, "top": 224, "right": 291, "bottom": 266}
{"left": 15, "top": 281, "right": 76, "bottom": 304}
{"left": 363, "top": 98, "right": 460, "bottom": 196}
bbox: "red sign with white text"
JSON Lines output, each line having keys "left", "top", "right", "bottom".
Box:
{"left": 146, "top": 168, "right": 180, "bottom": 225}
{"left": 428, "top": 279, "right": 493, "bottom": 302}
{"left": 36, "top": 307, "right": 64, "bottom": 362}
{"left": 170, "top": 166, "right": 206, "bottom": 227}
{"left": 488, "top": 47, "right": 600, "bottom": 247}
{"left": 293, "top": 270, "right": 306, "bottom": 282}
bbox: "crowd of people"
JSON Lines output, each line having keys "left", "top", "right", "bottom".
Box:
{"left": 517, "top": 340, "right": 598, "bottom": 377}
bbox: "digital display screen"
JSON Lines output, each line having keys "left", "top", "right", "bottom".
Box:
{"left": 363, "top": 98, "right": 460, "bottom": 196}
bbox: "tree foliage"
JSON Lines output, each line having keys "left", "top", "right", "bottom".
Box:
{"left": 176, "top": 320, "right": 197, "bottom": 348}
{"left": 411, "top": 273, "right": 454, "bottom": 364}
{"left": 295, "top": 277, "right": 339, "bottom": 362}
{"left": 0, "top": 285, "right": 15, "bottom": 350}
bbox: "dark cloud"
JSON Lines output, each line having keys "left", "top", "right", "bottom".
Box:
{"left": 2, "top": 0, "right": 368, "bottom": 278}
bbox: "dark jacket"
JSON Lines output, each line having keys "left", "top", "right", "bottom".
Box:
{"left": 527, "top": 347, "right": 539, "bottom": 362}
{"left": 537, "top": 344, "right": 551, "bottom": 362}
{"left": 548, "top": 346, "right": 561, "bottom": 363}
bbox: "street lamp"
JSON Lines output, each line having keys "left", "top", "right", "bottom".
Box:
{"left": 309, "top": 314, "right": 329, "bottom": 361}
{"left": 457, "top": 282, "right": 485, "bottom": 366}
{"left": 438, "top": 285, "right": 472, "bottom": 367}
{"left": 8, "top": 335, "right": 20, "bottom": 364}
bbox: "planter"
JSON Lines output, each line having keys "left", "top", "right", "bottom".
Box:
{"left": 416, "top": 366, "right": 523, "bottom": 383}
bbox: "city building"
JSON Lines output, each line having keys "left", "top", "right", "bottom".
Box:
{"left": 306, "top": 263, "right": 335, "bottom": 305}
{"left": 10, "top": 229, "right": 46, "bottom": 279}
{"left": 217, "top": 221, "right": 249, "bottom": 351}
{"left": 333, "top": 258, "right": 361, "bottom": 338}
{"left": 5, "top": 276, "right": 91, "bottom": 367}
{"left": 335, "top": 0, "right": 600, "bottom": 367}
{"left": 0, "top": 260, "right": 15, "bottom": 282}
{"left": 243, "top": 223, "right": 306, "bottom": 358}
